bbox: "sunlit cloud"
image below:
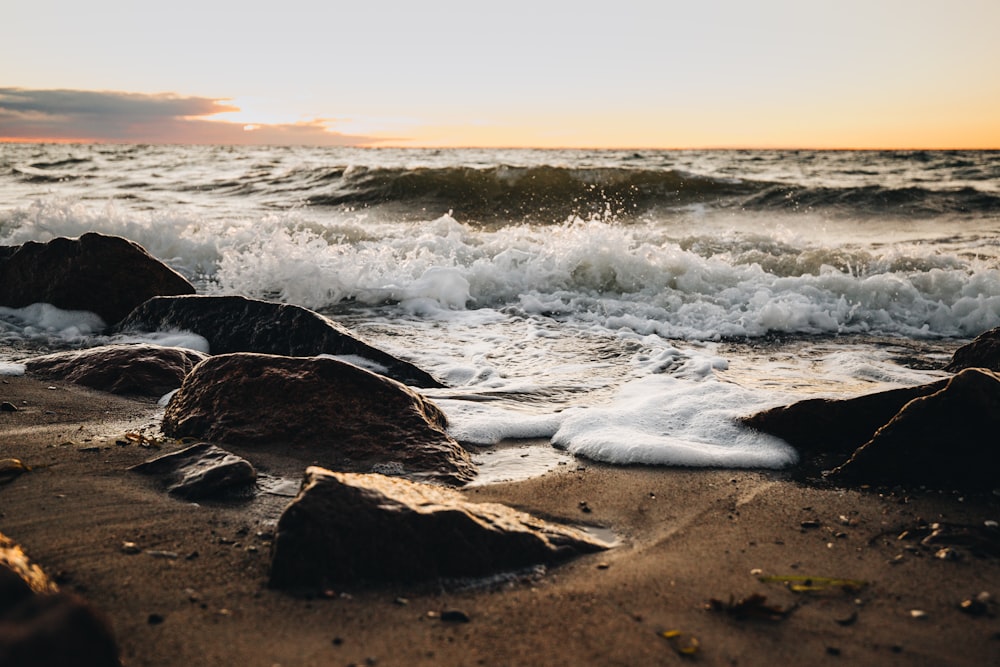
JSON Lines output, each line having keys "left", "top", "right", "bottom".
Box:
{"left": 0, "top": 88, "right": 377, "bottom": 146}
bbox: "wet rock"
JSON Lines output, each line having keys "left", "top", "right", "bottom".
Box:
{"left": 24, "top": 344, "right": 207, "bottom": 397}
{"left": 130, "top": 443, "right": 257, "bottom": 500}
{"left": 827, "top": 368, "right": 1000, "bottom": 490}
{"left": 117, "top": 294, "right": 443, "bottom": 387}
{"left": 163, "top": 353, "right": 474, "bottom": 485}
{"left": 741, "top": 378, "right": 949, "bottom": 471}
{"left": 945, "top": 327, "right": 1000, "bottom": 372}
{"left": 0, "top": 232, "right": 195, "bottom": 326}
{"left": 268, "top": 468, "right": 609, "bottom": 589}
{"left": 1, "top": 532, "right": 121, "bottom": 667}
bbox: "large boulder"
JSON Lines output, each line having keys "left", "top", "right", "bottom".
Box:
{"left": 945, "top": 327, "right": 1000, "bottom": 372}
{"left": 0, "top": 233, "right": 195, "bottom": 326}
{"left": 24, "top": 344, "right": 207, "bottom": 397}
{"left": 1, "top": 532, "right": 121, "bottom": 667}
{"left": 162, "top": 353, "right": 474, "bottom": 485}
{"left": 827, "top": 368, "right": 1000, "bottom": 490}
{"left": 740, "top": 377, "right": 949, "bottom": 472}
{"left": 129, "top": 443, "right": 257, "bottom": 500}
{"left": 117, "top": 295, "right": 443, "bottom": 387}
{"left": 269, "top": 468, "right": 609, "bottom": 589}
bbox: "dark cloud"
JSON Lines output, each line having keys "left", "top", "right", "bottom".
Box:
{"left": 0, "top": 88, "right": 375, "bottom": 146}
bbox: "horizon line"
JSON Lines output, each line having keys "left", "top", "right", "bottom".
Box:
{"left": 3, "top": 138, "right": 998, "bottom": 152}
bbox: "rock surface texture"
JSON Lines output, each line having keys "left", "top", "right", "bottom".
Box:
{"left": 162, "top": 353, "right": 474, "bottom": 485}
{"left": 0, "top": 233, "right": 195, "bottom": 325}
{"left": 269, "top": 468, "right": 609, "bottom": 589}
{"left": 741, "top": 377, "right": 949, "bottom": 469}
{"left": 130, "top": 443, "right": 257, "bottom": 500}
{"left": 944, "top": 326, "right": 1000, "bottom": 372}
{"left": 827, "top": 368, "right": 1000, "bottom": 490}
{"left": 24, "top": 344, "right": 207, "bottom": 397}
{"left": 117, "top": 294, "right": 443, "bottom": 387}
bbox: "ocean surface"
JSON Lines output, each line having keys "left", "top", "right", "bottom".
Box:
{"left": 2, "top": 144, "right": 998, "bottom": 473}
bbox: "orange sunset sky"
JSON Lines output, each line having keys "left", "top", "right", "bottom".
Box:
{"left": 2, "top": 0, "right": 999, "bottom": 149}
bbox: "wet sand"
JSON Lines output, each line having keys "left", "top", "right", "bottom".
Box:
{"left": 2, "top": 374, "right": 999, "bottom": 666}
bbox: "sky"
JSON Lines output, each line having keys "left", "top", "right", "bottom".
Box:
{"left": 2, "top": 0, "right": 999, "bottom": 149}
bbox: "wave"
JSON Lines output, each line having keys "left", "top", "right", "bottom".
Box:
{"left": 286, "top": 165, "right": 1000, "bottom": 222}
{"left": 300, "top": 165, "right": 757, "bottom": 221}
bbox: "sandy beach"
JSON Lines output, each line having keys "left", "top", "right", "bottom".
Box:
{"left": 2, "top": 373, "right": 999, "bottom": 666}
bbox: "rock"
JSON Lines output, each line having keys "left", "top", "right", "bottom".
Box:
{"left": 741, "top": 378, "right": 949, "bottom": 473}
{"left": 268, "top": 468, "right": 609, "bottom": 589}
{"left": 116, "top": 295, "right": 443, "bottom": 387}
{"left": 945, "top": 327, "right": 1000, "bottom": 372}
{"left": 827, "top": 368, "right": 1000, "bottom": 490}
{"left": 162, "top": 353, "right": 474, "bottom": 485}
{"left": 24, "top": 344, "right": 207, "bottom": 397}
{"left": 130, "top": 443, "right": 257, "bottom": 500}
{"left": 1, "top": 532, "right": 121, "bottom": 667}
{"left": 0, "top": 232, "right": 195, "bottom": 326}
{"left": 0, "top": 533, "right": 57, "bottom": 600}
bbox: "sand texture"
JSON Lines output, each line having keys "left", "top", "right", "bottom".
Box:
{"left": 2, "top": 375, "right": 999, "bottom": 666}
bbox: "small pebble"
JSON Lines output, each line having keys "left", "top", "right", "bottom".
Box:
{"left": 800, "top": 520, "right": 821, "bottom": 529}
{"left": 909, "top": 609, "right": 927, "bottom": 619}
{"left": 826, "top": 646, "right": 841, "bottom": 656}
{"left": 147, "top": 613, "right": 165, "bottom": 625}
{"left": 440, "top": 609, "right": 470, "bottom": 623}
{"left": 121, "top": 541, "right": 141, "bottom": 555}
{"left": 0, "top": 401, "right": 19, "bottom": 412}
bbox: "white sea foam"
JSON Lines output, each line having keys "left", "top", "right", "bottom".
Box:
{"left": 5, "top": 197, "right": 999, "bottom": 339}
{"left": 0, "top": 362, "right": 26, "bottom": 376}
{"left": 434, "top": 400, "right": 566, "bottom": 445}
{"left": 0, "top": 303, "right": 106, "bottom": 343}
{"left": 551, "top": 375, "right": 797, "bottom": 468}
{"left": 110, "top": 330, "right": 211, "bottom": 353}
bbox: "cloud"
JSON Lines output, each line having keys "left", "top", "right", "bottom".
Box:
{"left": 0, "top": 88, "right": 376, "bottom": 146}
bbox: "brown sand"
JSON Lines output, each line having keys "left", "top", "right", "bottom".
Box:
{"left": 2, "top": 374, "right": 999, "bottom": 666}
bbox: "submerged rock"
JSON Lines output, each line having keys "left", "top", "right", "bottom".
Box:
{"left": 945, "top": 327, "right": 1000, "bottom": 372}
{"left": 130, "top": 443, "right": 257, "bottom": 500}
{"left": 0, "top": 232, "right": 195, "bottom": 326}
{"left": 1, "top": 532, "right": 121, "bottom": 667}
{"left": 827, "top": 368, "right": 1000, "bottom": 490}
{"left": 268, "top": 468, "right": 608, "bottom": 589}
{"left": 162, "top": 353, "right": 474, "bottom": 485}
{"left": 24, "top": 344, "right": 207, "bottom": 397}
{"left": 117, "top": 294, "right": 443, "bottom": 387}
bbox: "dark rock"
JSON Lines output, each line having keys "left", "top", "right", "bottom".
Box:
{"left": 0, "top": 532, "right": 58, "bottom": 603}
{"left": 440, "top": 610, "right": 470, "bottom": 623}
{"left": 0, "top": 232, "right": 195, "bottom": 326}
{"left": 130, "top": 443, "right": 257, "bottom": 500}
{"left": 1, "top": 532, "right": 121, "bottom": 667}
{"left": 24, "top": 344, "right": 207, "bottom": 397}
{"left": 268, "top": 468, "right": 609, "bottom": 589}
{"left": 116, "top": 295, "right": 443, "bottom": 387}
{"left": 0, "top": 402, "right": 18, "bottom": 412}
{"left": 945, "top": 327, "right": 1000, "bottom": 372}
{"left": 162, "top": 353, "right": 474, "bottom": 485}
{"left": 741, "top": 378, "right": 949, "bottom": 473}
{"left": 827, "top": 368, "right": 1000, "bottom": 490}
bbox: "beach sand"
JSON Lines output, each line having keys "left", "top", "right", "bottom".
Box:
{"left": 2, "top": 374, "right": 999, "bottom": 666}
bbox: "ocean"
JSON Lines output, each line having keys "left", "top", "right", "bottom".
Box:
{"left": 2, "top": 144, "right": 998, "bottom": 475}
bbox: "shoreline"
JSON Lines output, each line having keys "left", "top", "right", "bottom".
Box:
{"left": 2, "top": 375, "right": 999, "bottom": 666}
